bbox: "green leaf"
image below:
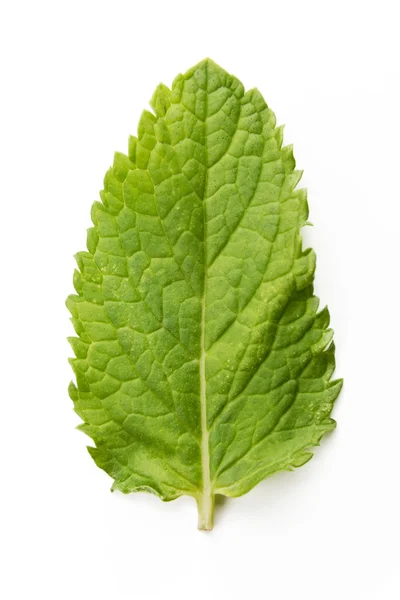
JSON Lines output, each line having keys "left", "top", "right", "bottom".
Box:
{"left": 67, "top": 59, "right": 342, "bottom": 530}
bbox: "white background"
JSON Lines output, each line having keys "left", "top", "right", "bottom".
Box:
{"left": 1, "top": 1, "right": 399, "bottom": 598}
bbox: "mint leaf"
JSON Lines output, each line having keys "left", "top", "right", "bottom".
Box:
{"left": 67, "top": 59, "right": 342, "bottom": 530}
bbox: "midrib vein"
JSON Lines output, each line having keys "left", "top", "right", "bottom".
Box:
{"left": 199, "top": 61, "right": 211, "bottom": 514}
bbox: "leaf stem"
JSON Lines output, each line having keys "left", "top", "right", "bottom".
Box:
{"left": 197, "top": 492, "right": 214, "bottom": 531}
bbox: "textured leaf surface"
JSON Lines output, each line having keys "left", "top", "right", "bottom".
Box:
{"left": 67, "top": 59, "right": 342, "bottom": 529}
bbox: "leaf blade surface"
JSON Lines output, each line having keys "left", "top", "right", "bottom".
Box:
{"left": 67, "top": 59, "right": 342, "bottom": 528}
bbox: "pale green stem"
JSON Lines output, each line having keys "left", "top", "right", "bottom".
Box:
{"left": 197, "top": 492, "right": 215, "bottom": 531}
